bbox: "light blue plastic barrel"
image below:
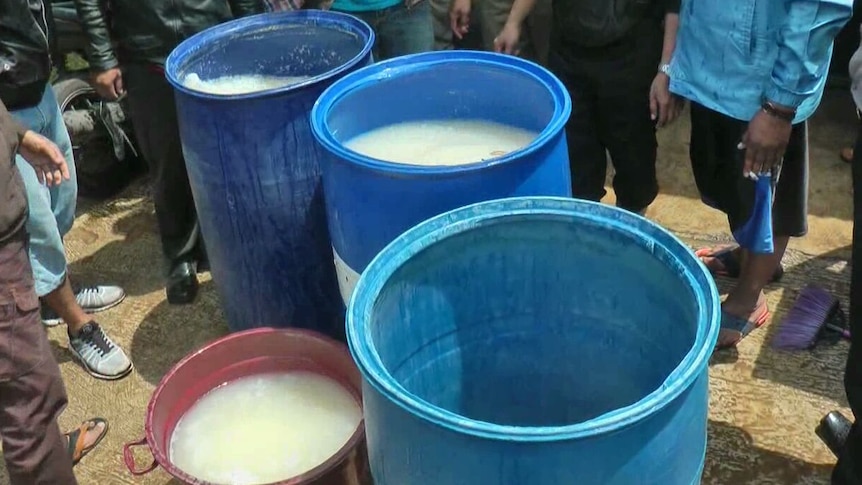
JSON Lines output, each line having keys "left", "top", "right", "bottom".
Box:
{"left": 347, "top": 197, "right": 721, "bottom": 485}
{"left": 165, "top": 12, "right": 374, "bottom": 337}
{"left": 310, "top": 51, "right": 572, "bottom": 304}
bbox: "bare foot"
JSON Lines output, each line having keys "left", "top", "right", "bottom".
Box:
{"left": 841, "top": 147, "right": 854, "bottom": 164}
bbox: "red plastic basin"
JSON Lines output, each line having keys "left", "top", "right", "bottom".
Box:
{"left": 123, "top": 327, "right": 370, "bottom": 485}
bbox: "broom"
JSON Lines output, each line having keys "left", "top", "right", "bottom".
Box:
{"left": 771, "top": 286, "right": 852, "bottom": 350}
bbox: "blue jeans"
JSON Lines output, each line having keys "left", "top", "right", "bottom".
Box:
{"left": 11, "top": 86, "right": 77, "bottom": 297}
{"left": 337, "top": 1, "right": 434, "bottom": 60}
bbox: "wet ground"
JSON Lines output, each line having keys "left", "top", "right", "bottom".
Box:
{"left": 0, "top": 87, "right": 857, "bottom": 484}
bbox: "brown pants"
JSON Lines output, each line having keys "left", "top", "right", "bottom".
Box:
{"left": 0, "top": 231, "right": 76, "bottom": 485}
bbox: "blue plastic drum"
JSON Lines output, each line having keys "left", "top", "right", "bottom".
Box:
{"left": 311, "top": 51, "right": 572, "bottom": 305}
{"left": 347, "top": 197, "right": 721, "bottom": 485}
{"left": 165, "top": 12, "right": 374, "bottom": 336}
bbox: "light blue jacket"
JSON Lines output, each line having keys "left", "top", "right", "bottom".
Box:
{"left": 670, "top": 0, "right": 853, "bottom": 123}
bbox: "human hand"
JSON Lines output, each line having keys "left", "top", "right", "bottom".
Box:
{"left": 648, "top": 72, "right": 682, "bottom": 128}
{"left": 493, "top": 21, "right": 521, "bottom": 55}
{"left": 449, "top": 0, "right": 472, "bottom": 40}
{"left": 92, "top": 68, "right": 125, "bottom": 101}
{"left": 18, "top": 131, "right": 70, "bottom": 186}
{"left": 740, "top": 109, "right": 793, "bottom": 177}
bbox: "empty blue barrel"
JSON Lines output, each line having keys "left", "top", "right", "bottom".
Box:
{"left": 347, "top": 197, "right": 721, "bottom": 485}
{"left": 165, "top": 12, "right": 374, "bottom": 336}
{"left": 310, "top": 51, "right": 572, "bottom": 304}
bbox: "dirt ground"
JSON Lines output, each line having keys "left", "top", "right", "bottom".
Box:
{"left": 0, "top": 87, "right": 858, "bottom": 485}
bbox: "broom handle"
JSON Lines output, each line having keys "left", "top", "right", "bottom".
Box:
{"left": 825, "top": 322, "right": 852, "bottom": 340}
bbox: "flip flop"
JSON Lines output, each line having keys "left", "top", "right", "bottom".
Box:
{"left": 695, "top": 245, "right": 784, "bottom": 283}
{"left": 66, "top": 418, "right": 109, "bottom": 466}
{"left": 715, "top": 304, "right": 771, "bottom": 351}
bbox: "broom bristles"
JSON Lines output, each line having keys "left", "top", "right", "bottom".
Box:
{"left": 771, "top": 286, "right": 837, "bottom": 350}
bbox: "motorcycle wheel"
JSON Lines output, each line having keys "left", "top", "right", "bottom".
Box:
{"left": 53, "top": 74, "right": 142, "bottom": 200}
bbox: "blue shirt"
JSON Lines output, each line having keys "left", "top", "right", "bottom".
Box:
{"left": 332, "top": 0, "right": 400, "bottom": 12}
{"left": 670, "top": 0, "right": 853, "bottom": 124}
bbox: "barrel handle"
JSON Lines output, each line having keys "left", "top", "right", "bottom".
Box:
{"left": 123, "top": 437, "right": 158, "bottom": 476}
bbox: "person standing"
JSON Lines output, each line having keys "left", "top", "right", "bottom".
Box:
{"left": 1, "top": 97, "right": 108, "bottom": 484}
{"left": 670, "top": 0, "right": 852, "bottom": 349}
{"left": 1, "top": 0, "right": 132, "bottom": 380}
{"left": 493, "top": 0, "right": 683, "bottom": 215}
{"left": 73, "top": 0, "right": 265, "bottom": 305}
{"left": 329, "top": 0, "right": 434, "bottom": 60}
{"left": 817, "top": 22, "right": 862, "bottom": 485}
{"left": 449, "top": 0, "right": 551, "bottom": 65}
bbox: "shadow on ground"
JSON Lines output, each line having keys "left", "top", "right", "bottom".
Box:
{"left": 703, "top": 420, "right": 834, "bottom": 485}
{"left": 130, "top": 279, "right": 228, "bottom": 386}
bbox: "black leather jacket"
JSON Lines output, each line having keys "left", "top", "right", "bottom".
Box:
{"left": 0, "top": 1, "right": 54, "bottom": 110}
{"left": 72, "top": 0, "right": 264, "bottom": 72}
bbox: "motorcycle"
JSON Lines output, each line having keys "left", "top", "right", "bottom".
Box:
{"left": 49, "top": 0, "right": 143, "bottom": 199}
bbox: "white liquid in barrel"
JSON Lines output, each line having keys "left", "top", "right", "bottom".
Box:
{"left": 344, "top": 119, "right": 539, "bottom": 166}
{"left": 169, "top": 372, "right": 362, "bottom": 485}
{"left": 183, "top": 73, "right": 311, "bottom": 95}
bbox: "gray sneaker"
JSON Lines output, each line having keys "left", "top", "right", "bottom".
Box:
{"left": 68, "top": 322, "right": 133, "bottom": 380}
{"left": 42, "top": 284, "right": 126, "bottom": 327}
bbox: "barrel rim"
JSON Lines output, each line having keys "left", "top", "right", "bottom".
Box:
{"left": 347, "top": 197, "right": 721, "bottom": 441}
{"left": 165, "top": 10, "right": 375, "bottom": 100}
{"left": 144, "top": 327, "right": 368, "bottom": 485}
{"left": 309, "top": 50, "right": 572, "bottom": 176}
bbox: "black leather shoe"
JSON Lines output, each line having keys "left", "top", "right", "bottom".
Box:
{"left": 816, "top": 411, "right": 852, "bottom": 457}
{"left": 166, "top": 261, "right": 199, "bottom": 305}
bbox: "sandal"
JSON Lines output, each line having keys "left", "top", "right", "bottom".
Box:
{"left": 66, "top": 418, "right": 109, "bottom": 465}
{"left": 715, "top": 304, "right": 771, "bottom": 351}
{"left": 695, "top": 245, "right": 784, "bottom": 283}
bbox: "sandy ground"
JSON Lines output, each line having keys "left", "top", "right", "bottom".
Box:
{"left": 0, "top": 87, "right": 858, "bottom": 485}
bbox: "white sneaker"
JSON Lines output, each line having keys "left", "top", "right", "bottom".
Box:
{"left": 74, "top": 284, "right": 126, "bottom": 312}
{"left": 68, "top": 322, "right": 133, "bottom": 380}
{"left": 42, "top": 284, "right": 126, "bottom": 327}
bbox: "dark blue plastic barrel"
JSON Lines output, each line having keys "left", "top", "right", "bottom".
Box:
{"left": 165, "top": 12, "right": 374, "bottom": 336}
{"left": 310, "top": 51, "right": 572, "bottom": 304}
{"left": 347, "top": 197, "right": 721, "bottom": 485}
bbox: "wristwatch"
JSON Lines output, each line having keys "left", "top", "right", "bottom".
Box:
{"left": 658, "top": 63, "right": 672, "bottom": 77}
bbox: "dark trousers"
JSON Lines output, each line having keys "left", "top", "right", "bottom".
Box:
{"left": 836, "top": 122, "right": 862, "bottom": 485}
{"left": 0, "top": 231, "right": 76, "bottom": 485}
{"left": 547, "top": 20, "right": 663, "bottom": 212}
{"left": 124, "top": 63, "right": 201, "bottom": 267}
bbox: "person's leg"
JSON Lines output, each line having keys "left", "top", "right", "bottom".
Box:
{"left": 11, "top": 88, "right": 131, "bottom": 380}
{"left": 720, "top": 123, "right": 809, "bottom": 346}
{"left": 593, "top": 22, "right": 663, "bottom": 214}
{"left": 430, "top": 0, "right": 454, "bottom": 50}
{"left": 12, "top": 87, "right": 125, "bottom": 328}
{"left": 376, "top": 1, "right": 435, "bottom": 60}
{"left": 476, "top": 0, "right": 545, "bottom": 62}
{"left": 522, "top": 0, "right": 551, "bottom": 65}
{"left": 547, "top": 44, "right": 611, "bottom": 203}
{"left": 830, "top": 123, "right": 862, "bottom": 484}
{"left": 0, "top": 232, "right": 77, "bottom": 485}
{"left": 123, "top": 64, "right": 202, "bottom": 304}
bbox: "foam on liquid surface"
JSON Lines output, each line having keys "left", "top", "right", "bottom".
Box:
{"left": 183, "top": 73, "right": 311, "bottom": 95}
{"left": 169, "top": 372, "right": 362, "bottom": 485}
{"left": 344, "top": 119, "right": 539, "bottom": 166}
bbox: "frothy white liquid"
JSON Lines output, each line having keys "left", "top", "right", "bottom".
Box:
{"left": 183, "top": 73, "right": 311, "bottom": 95}
{"left": 344, "top": 119, "right": 539, "bottom": 166}
{"left": 169, "top": 372, "right": 362, "bottom": 485}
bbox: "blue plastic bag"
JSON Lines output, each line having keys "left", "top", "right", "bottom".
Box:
{"left": 732, "top": 173, "right": 774, "bottom": 254}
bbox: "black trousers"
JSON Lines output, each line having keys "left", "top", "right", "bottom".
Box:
{"left": 124, "top": 63, "right": 202, "bottom": 267}
{"left": 836, "top": 121, "right": 862, "bottom": 485}
{"left": 547, "top": 20, "right": 663, "bottom": 212}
